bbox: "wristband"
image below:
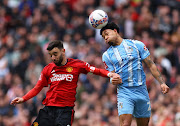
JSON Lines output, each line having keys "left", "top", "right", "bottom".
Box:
{"left": 107, "top": 73, "right": 111, "bottom": 77}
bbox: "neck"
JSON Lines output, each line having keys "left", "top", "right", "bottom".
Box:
{"left": 61, "top": 57, "right": 67, "bottom": 65}
{"left": 115, "top": 35, "right": 123, "bottom": 45}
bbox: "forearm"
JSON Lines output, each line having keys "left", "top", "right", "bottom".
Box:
{"left": 22, "top": 84, "right": 44, "bottom": 102}
{"left": 89, "top": 67, "right": 122, "bottom": 84}
{"left": 143, "top": 55, "right": 165, "bottom": 85}
{"left": 149, "top": 64, "right": 165, "bottom": 85}
{"left": 143, "top": 55, "right": 169, "bottom": 94}
{"left": 90, "top": 67, "right": 110, "bottom": 77}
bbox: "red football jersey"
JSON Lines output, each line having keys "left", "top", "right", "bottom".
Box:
{"left": 23, "top": 58, "right": 110, "bottom": 107}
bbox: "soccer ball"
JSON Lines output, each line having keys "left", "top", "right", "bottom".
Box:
{"left": 89, "top": 10, "right": 108, "bottom": 29}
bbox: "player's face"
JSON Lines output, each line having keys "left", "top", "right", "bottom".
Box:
{"left": 48, "top": 47, "right": 65, "bottom": 66}
{"left": 102, "top": 29, "right": 118, "bottom": 46}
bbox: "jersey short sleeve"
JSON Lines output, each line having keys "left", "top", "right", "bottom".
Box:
{"left": 134, "top": 40, "right": 150, "bottom": 60}
{"left": 102, "top": 51, "right": 114, "bottom": 72}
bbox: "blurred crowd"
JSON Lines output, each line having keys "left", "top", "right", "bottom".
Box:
{"left": 0, "top": 0, "right": 180, "bottom": 126}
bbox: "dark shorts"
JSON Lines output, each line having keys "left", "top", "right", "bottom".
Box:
{"left": 31, "top": 106, "right": 75, "bottom": 126}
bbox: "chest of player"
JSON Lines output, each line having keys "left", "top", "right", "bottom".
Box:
{"left": 109, "top": 45, "right": 140, "bottom": 67}
{"left": 48, "top": 66, "right": 79, "bottom": 83}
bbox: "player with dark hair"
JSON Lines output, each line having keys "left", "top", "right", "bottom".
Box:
{"left": 11, "top": 40, "right": 122, "bottom": 126}
{"left": 100, "top": 22, "right": 169, "bottom": 126}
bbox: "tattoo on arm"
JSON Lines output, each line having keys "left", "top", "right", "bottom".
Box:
{"left": 143, "top": 56, "right": 155, "bottom": 67}
{"left": 156, "top": 68, "right": 164, "bottom": 84}
{"left": 144, "top": 56, "right": 164, "bottom": 84}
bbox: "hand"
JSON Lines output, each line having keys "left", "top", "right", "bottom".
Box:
{"left": 160, "top": 83, "right": 169, "bottom": 94}
{"left": 109, "top": 73, "right": 122, "bottom": 85}
{"left": 111, "top": 77, "right": 122, "bottom": 85}
{"left": 10, "top": 97, "right": 24, "bottom": 105}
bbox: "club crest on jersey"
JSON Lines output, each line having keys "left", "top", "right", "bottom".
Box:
{"left": 128, "top": 46, "right": 133, "bottom": 52}
{"left": 33, "top": 122, "right": 38, "bottom": 126}
{"left": 66, "top": 67, "right": 73, "bottom": 72}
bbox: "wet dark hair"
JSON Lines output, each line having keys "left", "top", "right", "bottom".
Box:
{"left": 47, "top": 40, "right": 64, "bottom": 51}
{"left": 100, "top": 22, "right": 119, "bottom": 35}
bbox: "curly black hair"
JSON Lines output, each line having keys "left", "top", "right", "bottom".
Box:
{"left": 100, "top": 22, "right": 119, "bottom": 35}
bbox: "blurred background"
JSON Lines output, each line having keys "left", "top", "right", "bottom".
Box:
{"left": 0, "top": 0, "right": 180, "bottom": 125}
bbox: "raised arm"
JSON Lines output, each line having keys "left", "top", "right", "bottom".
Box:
{"left": 143, "top": 55, "right": 169, "bottom": 94}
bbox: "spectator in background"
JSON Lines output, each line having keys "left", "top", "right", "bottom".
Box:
{"left": 0, "top": 46, "right": 9, "bottom": 78}
{"left": 0, "top": 0, "right": 180, "bottom": 125}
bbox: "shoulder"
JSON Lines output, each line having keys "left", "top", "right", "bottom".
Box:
{"left": 103, "top": 46, "right": 113, "bottom": 55}
{"left": 102, "top": 51, "right": 107, "bottom": 57}
{"left": 102, "top": 49, "right": 112, "bottom": 60}
{"left": 125, "top": 39, "right": 143, "bottom": 44}
{"left": 42, "top": 62, "right": 55, "bottom": 75}
{"left": 102, "top": 50, "right": 108, "bottom": 58}
{"left": 103, "top": 45, "right": 115, "bottom": 58}
{"left": 67, "top": 58, "right": 85, "bottom": 65}
{"left": 68, "top": 58, "right": 84, "bottom": 63}
{"left": 126, "top": 39, "right": 145, "bottom": 48}
{"left": 44, "top": 62, "right": 55, "bottom": 70}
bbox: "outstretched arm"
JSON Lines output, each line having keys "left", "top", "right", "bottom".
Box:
{"left": 88, "top": 66, "right": 122, "bottom": 84}
{"left": 143, "top": 55, "right": 169, "bottom": 94}
{"left": 11, "top": 82, "right": 44, "bottom": 105}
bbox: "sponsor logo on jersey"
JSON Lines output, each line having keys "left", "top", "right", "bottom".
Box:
{"left": 50, "top": 73, "right": 73, "bottom": 82}
{"left": 66, "top": 67, "right": 73, "bottom": 72}
{"left": 33, "top": 122, "right": 38, "bottom": 126}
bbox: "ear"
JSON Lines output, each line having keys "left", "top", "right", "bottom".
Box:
{"left": 62, "top": 49, "right": 65, "bottom": 53}
{"left": 114, "top": 29, "right": 117, "bottom": 33}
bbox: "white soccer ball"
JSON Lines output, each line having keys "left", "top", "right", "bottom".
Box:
{"left": 89, "top": 10, "right": 108, "bottom": 29}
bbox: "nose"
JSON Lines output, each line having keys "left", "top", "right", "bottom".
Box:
{"left": 52, "top": 55, "right": 56, "bottom": 60}
{"left": 105, "top": 36, "right": 108, "bottom": 42}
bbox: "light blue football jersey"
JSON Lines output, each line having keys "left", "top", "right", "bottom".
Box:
{"left": 102, "top": 39, "right": 150, "bottom": 87}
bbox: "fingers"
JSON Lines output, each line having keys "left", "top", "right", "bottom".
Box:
{"left": 10, "top": 97, "right": 22, "bottom": 106}
{"left": 109, "top": 73, "right": 122, "bottom": 85}
{"left": 111, "top": 78, "right": 122, "bottom": 85}
{"left": 11, "top": 99, "right": 17, "bottom": 105}
{"left": 162, "top": 88, "right": 169, "bottom": 94}
{"left": 109, "top": 73, "right": 120, "bottom": 78}
{"left": 161, "top": 85, "right": 170, "bottom": 94}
